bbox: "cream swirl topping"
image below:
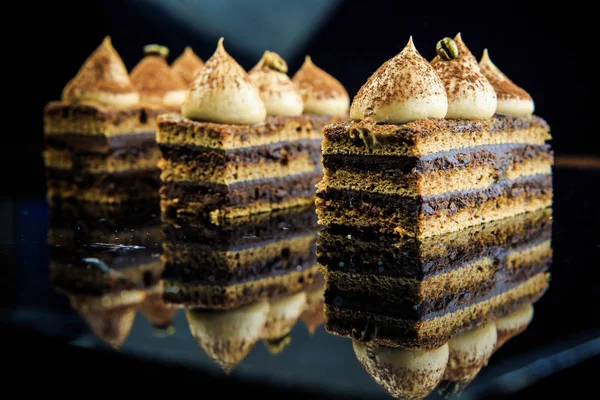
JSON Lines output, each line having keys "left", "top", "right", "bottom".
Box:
{"left": 350, "top": 37, "right": 448, "bottom": 124}
{"left": 62, "top": 36, "right": 140, "bottom": 107}
{"left": 171, "top": 46, "right": 204, "bottom": 87}
{"left": 292, "top": 56, "right": 349, "bottom": 116}
{"left": 431, "top": 33, "right": 497, "bottom": 119}
{"left": 479, "top": 49, "right": 534, "bottom": 116}
{"left": 130, "top": 45, "right": 188, "bottom": 108}
{"left": 248, "top": 51, "right": 303, "bottom": 116}
{"left": 181, "top": 38, "right": 266, "bottom": 125}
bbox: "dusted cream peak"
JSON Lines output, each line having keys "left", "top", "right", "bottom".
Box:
{"left": 62, "top": 36, "right": 140, "bottom": 107}
{"left": 130, "top": 45, "right": 188, "bottom": 108}
{"left": 431, "top": 33, "right": 497, "bottom": 120}
{"left": 249, "top": 51, "right": 304, "bottom": 116}
{"left": 479, "top": 49, "right": 535, "bottom": 116}
{"left": 181, "top": 38, "right": 266, "bottom": 124}
{"left": 186, "top": 301, "right": 269, "bottom": 373}
{"left": 172, "top": 46, "right": 204, "bottom": 86}
{"left": 350, "top": 37, "right": 448, "bottom": 124}
{"left": 353, "top": 341, "right": 449, "bottom": 399}
{"left": 292, "top": 56, "right": 349, "bottom": 116}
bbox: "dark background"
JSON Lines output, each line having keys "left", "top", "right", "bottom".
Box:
{"left": 4, "top": 0, "right": 593, "bottom": 198}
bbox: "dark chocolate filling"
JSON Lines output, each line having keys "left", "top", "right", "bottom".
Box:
{"left": 324, "top": 144, "right": 552, "bottom": 175}
{"left": 159, "top": 139, "right": 322, "bottom": 166}
{"left": 46, "top": 168, "right": 161, "bottom": 196}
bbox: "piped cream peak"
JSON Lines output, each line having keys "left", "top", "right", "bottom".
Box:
{"left": 130, "top": 44, "right": 187, "bottom": 108}
{"left": 292, "top": 56, "right": 349, "bottom": 116}
{"left": 350, "top": 36, "right": 448, "bottom": 124}
{"left": 431, "top": 33, "right": 497, "bottom": 120}
{"left": 181, "top": 38, "right": 266, "bottom": 124}
{"left": 172, "top": 46, "right": 204, "bottom": 86}
{"left": 62, "top": 36, "right": 140, "bottom": 107}
{"left": 479, "top": 49, "right": 534, "bottom": 117}
{"left": 248, "top": 50, "right": 303, "bottom": 116}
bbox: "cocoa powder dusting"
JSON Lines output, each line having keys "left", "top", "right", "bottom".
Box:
{"left": 479, "top": 49, "right": 532, "bottom": 101}
{"left": 292, "top": 56, "right": 348, "bottom": 100}
{"left": 130, "top": 55, "right": 187, "bottom": 96}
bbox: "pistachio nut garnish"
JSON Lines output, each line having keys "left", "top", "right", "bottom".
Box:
{"left": 262, "top": 50, "right": 288, "bottom": 73}
{"left": 436, "top": 37, "right": 459, "bottom": 61}
{"left": 143, "top": 44, "right": 169, "bottom": 58}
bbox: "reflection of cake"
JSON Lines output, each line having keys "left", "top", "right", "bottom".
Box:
{"left": 316, "top": 35, "right": 552, "bottom": 238}
{"left": 171, "top": 46, "right": 204, "bottom": 87}
{"left": 158, "top": 39, "right": 337, "bottom": 221}
{"left": 162, "top": 206, "right": 320, "bottom": 309}
{"left": 299, "top": 273, "right": 326, "bottom": 334}
{"left": 48, "top": 200, "right": 168, "bottom": 347}
{"left": 130, "top": 44, "right": 188, "bottom": 110}
{"left": 320, "top": 209, "right": 551, "bottom": 350}
{"left": 43, "top": 37, "right": 162, "bottom": 203}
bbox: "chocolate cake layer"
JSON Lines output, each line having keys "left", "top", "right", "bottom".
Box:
{"left": 317, "top": 175, "right": 552, "bottom": 237}
{"left": 157, "top": 113, "right": 329, "bottom": 149}
{"left": 160, "top": 139, "right": 322, "bottom": 164}
{"left": 163, "top": 264, "right": 320, "bottom": 309}
{"left": 318, "top": 208, "right": 552, "bottom": 278}
{"left": 322, "top": 115, "right": 550, "bottom": 157}
{"left": 323, "top": 144, "right": 551, "bottom": 175}
{"left": 325, "top": 272, "right": 548, "bottom": 350}
{"left": 161, "top": 172, "right": 321, "bottom": 220}
{"left": 44, "top": 101, "right": 163, "bottom": 136}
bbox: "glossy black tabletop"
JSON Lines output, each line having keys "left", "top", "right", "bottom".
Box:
{"left": 1, "top": 165, "right": 599, "bottom": 399}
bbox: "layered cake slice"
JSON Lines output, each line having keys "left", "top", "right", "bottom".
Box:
{"left": 158, "top": 39, "right": 327, "bottom": 220}
{"left": 320, "top": 208, "right": 551, "bottom": 350}
{"left": 171, "top": 46, "right": 204, "bottom": 87}
{"left": 130, "top": 44, "right": 188, "bottom": 110}
{"left": 161, "top": 205, "right": 320, "bottom": 309}
{"left": 316, "top": 35, "right": 552, "bottom": 237}
{"left": 44, "top": 37, "right": 163, "bottom": 203}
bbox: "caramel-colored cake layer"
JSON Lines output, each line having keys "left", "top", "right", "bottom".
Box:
{"left": 157, "top": 113, "right": 329, "bottom": 149}
{"left": 163, "top": 264, "right": 320, "bottom": 309}
{"left": 317, "top": 175, "right": 552, "bottom": 237}
{"left": 159, "top": 140, "right": 321, "bottom": 184}
{"left": 325, "top": 272, "right": 548, "bottom": 350}
{"left": 322, "top": 115, "right": 550, "bottom": 157}
{"left": 44, "top": 147, "right": 161, "bottom": 173}
{"left": 44, "top": 101, "right": 163, "bottom": 136}
{"left": 323, "top": 144, "right": 552, "bottom": 197}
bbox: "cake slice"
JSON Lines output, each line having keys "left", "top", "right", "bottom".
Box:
{"left": 158, "top": 39, "right": 329, "bottom": 221}
{"left": 316, "top": 35, "right": 552, "bottom": 237}
{"left": 44, "top": 37, "right": 163, "bottom": 203}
